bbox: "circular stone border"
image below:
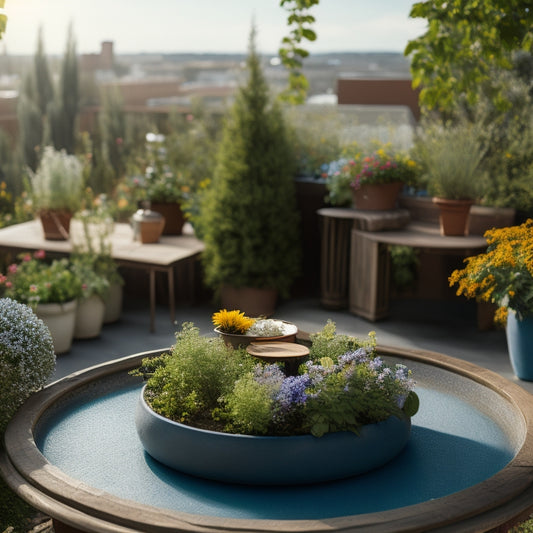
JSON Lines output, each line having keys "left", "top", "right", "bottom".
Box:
{"left": 2, "top": 345, "right": 533, "bottom": 532}
{"left": 135, "top": 386, "right": 411, "bottom": 485}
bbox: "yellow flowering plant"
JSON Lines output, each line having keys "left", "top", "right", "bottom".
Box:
{"left": 212, "top": 309, "right": 256, "bottom": 334}
{"left": 449, "top": 219, "right": 533, "bottom": 325}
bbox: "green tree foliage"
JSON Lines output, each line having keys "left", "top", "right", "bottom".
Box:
{"left": 279, "top": 0, "right": 319, "bottom": 104}
{"left": 49, "top": 24, "right": 79, "bottom": 154}
{"left": 16, "top": 75, "right": 43, "bottom": 172}
{"left": 201, "top": 28, "right": 301, "bottom": 297}
{"left": 405, "top": 0, "right": 533, "bottom": 113}
{"left": 34, "top": 27, "right": 54, "bottom": 118}
{"left": 0, "top": 0, "right": 6, "bottom": 41}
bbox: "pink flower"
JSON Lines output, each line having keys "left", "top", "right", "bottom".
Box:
{"left": 8, "top": 264, "right": 17, "bottom": 274}
{"left": 34, "top": 249, "right": 46, "bottom": 259}
{"left": 116, "top": 137, "right": 123, "bottom": 145}
{"left": 30, "top": 284, "right": 38, "bottom": 292}
{"left": 0, "top": 273, "right": 6, "bottom": 284}
{"left": 22, "top": 253, "right": 31, "bottom": 262}
{"left": 82, "top": 283, "right": 88, "bottom": 291}
{"left": 5, "top": 281, "right": 12, "bottom": 288}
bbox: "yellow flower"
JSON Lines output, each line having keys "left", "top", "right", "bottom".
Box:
{"left": 212, "top": 309, "right": 256, "bottom": 334}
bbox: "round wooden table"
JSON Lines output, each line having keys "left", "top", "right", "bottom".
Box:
{"left": 246, "top": 342, "right": 309, "bottom": 375}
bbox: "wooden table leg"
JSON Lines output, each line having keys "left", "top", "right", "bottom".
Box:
{"left": 168, "top": 266, "right": 175, "bottom": 324}
{"left": 149, "top": 268, "right": 156, "bottom": 333}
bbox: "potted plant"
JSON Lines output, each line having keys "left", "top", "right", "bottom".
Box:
{"left": 449, "top": 219, "right": 533, "bottom": 379}
{"left": 71, "top": 253, "right": 110, "bottom": 339}
{"left": 142, "top": 132, "right": 188, "bottom": 235}
{"left": 325, "top": 148, "right": 417, "bottom": 210}
{"left": 131, "top": 321, "right": 419, "bottom": 485}
{"left": 0, "top": 250, "right": 83, "bottom": 354}
{"left": 199, "top": 28, "right": 301, "bottom": 316}
{"left": 28, "top": 146, "right": 85, "bottom": 240}
{"left": 0, "top": 297, "right": 55, "bottom": 433}
{"left": 212, "top": 308, "right": 298, "bottom": 348}
{"left": 71, "top": 196, "right": 124, "bottom": 323}
{"left": 414, "top": 120, "right": 487, "bottom": 236}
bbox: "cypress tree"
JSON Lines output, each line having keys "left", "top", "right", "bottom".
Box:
{"left": 34, "top": 27, "right": 54, "bottom": 118}
{"left": 201, "top": 27, "right": 301, "bottom": 299}
{"left": 49, "top": 24, "right": 79, "bottom": 154}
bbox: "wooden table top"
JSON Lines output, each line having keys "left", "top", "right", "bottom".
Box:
{"left": 0, "top": 220, "right": 205, "bottom": 267}
{"left": 246, "top": 342, "right": 310, "bottom": 362}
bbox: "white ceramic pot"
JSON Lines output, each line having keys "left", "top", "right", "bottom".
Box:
{"left": 74, "top": 294, "right": 105, "bottom": 340}
{"left": 103, "top": 283, "right": 123, "bottom": 324}
{"left": 35, "top": 300, "right": 77, "bottom": 355}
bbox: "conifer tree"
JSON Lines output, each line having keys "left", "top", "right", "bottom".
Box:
{"left": 49, "top": 24, "right": 79, "bottom": 154}
{"left": 201, "top": 27, "right": 300, "bottom": 299}
{"left": 34, "top": 27, "right": 54, "bottom": 117}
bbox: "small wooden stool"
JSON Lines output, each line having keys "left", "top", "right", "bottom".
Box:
{"left": 246, "top": 342, "right": 310, "bottom": 376}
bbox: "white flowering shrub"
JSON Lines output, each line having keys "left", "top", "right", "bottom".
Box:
{"left": 0, "top": 298, "right": 55, "bottom": 433}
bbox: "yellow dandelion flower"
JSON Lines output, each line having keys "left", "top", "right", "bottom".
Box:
{"left": 212, "top": 309, "right": 256, "bottom": 334}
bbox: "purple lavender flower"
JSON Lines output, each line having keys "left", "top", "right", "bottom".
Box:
{"left": 338, "top": 347, "right": 369, "bottom": 366}
{"left": 275, "top": 374, "right": 311, "bottom": 412}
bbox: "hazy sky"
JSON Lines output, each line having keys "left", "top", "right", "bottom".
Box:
{"left": 2, "top": 1, "right": 426, "bottom": 56}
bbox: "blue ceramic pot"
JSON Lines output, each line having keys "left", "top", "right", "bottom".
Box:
{"left": 135, "top": 386, "right": 411, "bottom": 485}
{"left": 506, "top": 312, "right": 533, "bottom": 381}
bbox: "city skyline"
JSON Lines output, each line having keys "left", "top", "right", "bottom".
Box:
{"left": 2, "top": 1, "right": 426, "bottom": 56}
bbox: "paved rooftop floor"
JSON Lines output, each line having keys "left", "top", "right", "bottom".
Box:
{"left": 51, "top": 294, "right": 533, "bottom": 397}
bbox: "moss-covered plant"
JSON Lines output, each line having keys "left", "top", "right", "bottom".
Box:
{"left": 132, "top": 320, "right": 419, "bottom": 438}
{"left": 199, "top": 27, "right": 301, "bottom": 299}
{"left": 0, "top": 298, "right": 55, "bottom": 433}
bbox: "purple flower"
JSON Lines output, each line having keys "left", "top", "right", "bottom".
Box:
{"left": 275, "top": 375, "right": 311, "bottom": 412}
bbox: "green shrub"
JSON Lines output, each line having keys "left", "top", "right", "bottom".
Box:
{"left": 139, "top": 323, "right": 253, "bottom": 424}
{"left": 0, "top": 298, "right": 55, "bottom": 433}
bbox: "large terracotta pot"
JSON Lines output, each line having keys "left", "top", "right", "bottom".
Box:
{"left": 506, "top": 311, "right": 533, "bottom": 381}
{"left": 150, "top": 201, "right": 185, "bottom": 235}
{"left": 352, "top": 182, "right": 403, "bottom": 211}
{"left": 35, "top": 300, "right": 77, "bottom": 354}
{"left": 220, "top": 286, "right": 278, "bottom": 317}
{"left": 39, "top": 210, "right": 73, "bottom": 241}
{"left": 432, "top": 197, "right": 474, "bottom": 236}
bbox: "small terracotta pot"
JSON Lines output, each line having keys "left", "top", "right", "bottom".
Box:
{"left": 432, "top": 197, "right": 474, "bottom": 236}
{"left": 39, "top": 210, "right": 73, "bottom": 241}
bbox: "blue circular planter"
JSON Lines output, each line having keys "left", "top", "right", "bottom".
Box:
{"left": 135, "top": 386, "right": 411, "bottom": 485}
{"left": 506, "top": 312, "right": 533, "bottom": 381}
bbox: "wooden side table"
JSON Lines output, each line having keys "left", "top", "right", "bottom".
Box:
{"left": 349, "top": 223, "right": 487, "bottom": 321}
{"left": 317, "top": 208, "right": 410, "bottom": 309}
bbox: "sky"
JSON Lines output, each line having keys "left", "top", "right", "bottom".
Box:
{"left": 1, "top": 0, "right": 427, "bottom": 56}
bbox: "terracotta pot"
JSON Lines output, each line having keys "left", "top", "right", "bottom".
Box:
{"left": 150, "top": 201, "right": 186, "bottom": 235}
{"left": 352, "top": 182, "right": 403, "bottom": 211}
{"left": 39, "top": 210, "right": 73, "bottom": 241}
{"left": 35, "top": 300, "right": 77, "bottom": 354}
{"left": 132, "top": 207, "right": 165, "bottom": 244}
{"left": 432, "top": 197, "right": 474, "bottom": 236}
{"left": 220, "top": 286, "right": 278, "bottom": 317}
